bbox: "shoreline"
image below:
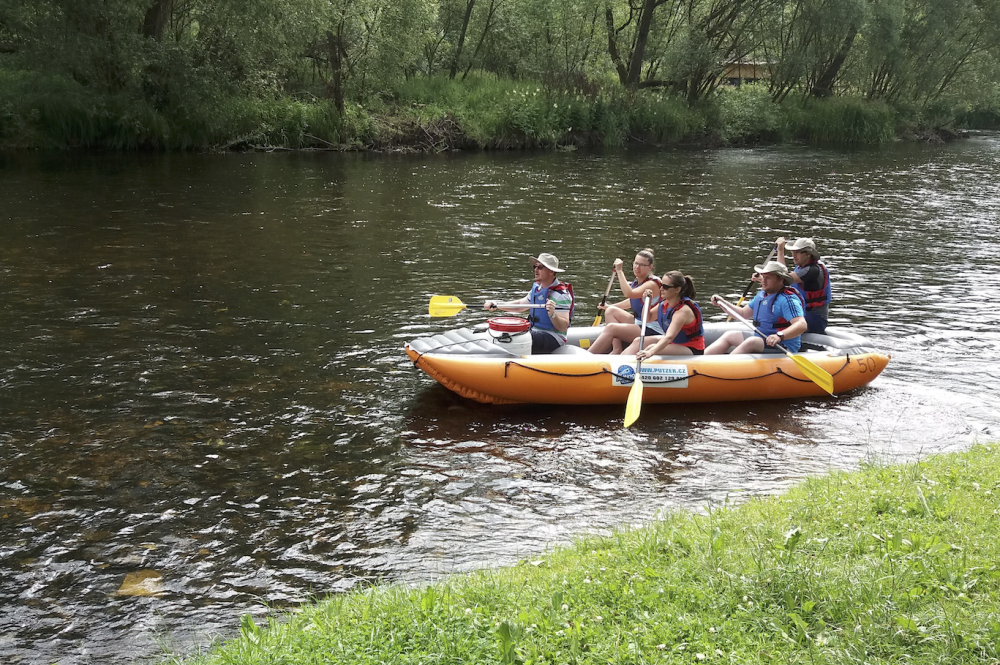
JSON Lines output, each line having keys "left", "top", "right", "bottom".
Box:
{"left": 0, "top": 126, "right": 972, "bottom": 156}
{"left": 167, "top": 444, "right": 1000, "bottom": 664}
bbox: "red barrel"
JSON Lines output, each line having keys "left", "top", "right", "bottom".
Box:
{"left": 488, "top": 317, "right": 531, "bottom": 334}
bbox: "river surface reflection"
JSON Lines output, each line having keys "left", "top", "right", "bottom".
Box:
{"left": 1, "top": 138, "right": 999, "bottom": 663}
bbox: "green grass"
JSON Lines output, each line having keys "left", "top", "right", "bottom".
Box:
{"left": 391, "top": 74, "right": 639, "bottom": 149}
{"left": 0, "top": 70, "right": 977, "bottom": 150}
{"left": 794, "top": 96, "right": 897, "bottom": 145}
{"left": 166, "top": 444, "right": 1000, "bottom": 664}
{"left": 360, "top": 74, "right": 704, "bottom": 149}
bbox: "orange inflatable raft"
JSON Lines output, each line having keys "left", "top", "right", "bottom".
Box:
{"left": 405, "top": 322, "right": 889, "bottom": 405}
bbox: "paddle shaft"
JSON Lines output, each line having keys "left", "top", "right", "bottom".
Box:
{"left": 716, "top": 296, "right": 835, "bottom": 395}
{"left": 487, "top": 302, "right": 550, "bottom": 310}
{"left": 635, "top": 295, "right": 652, "bottom": 373}
{"left": 735, "top": 245, "right": 779, "bottom": 306}
{"left": 592, "top": 271, "right": 617, "bottom": 326}
{"left": 623, "top": 294, "right": 652, "bottom": 428}
{"left": 429, "top": 295, "right": 552, "bottom": 317}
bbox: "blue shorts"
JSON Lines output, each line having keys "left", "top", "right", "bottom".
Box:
{"left": 530, "top": 329, "right": 564, "bottom": 354}
{"left": 634, "top": 318, "right": 664, "bottom": 335}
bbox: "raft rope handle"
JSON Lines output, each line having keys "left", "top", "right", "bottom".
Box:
{"left": 686, "top": 355, "right": 852, "bottom": 382}
{"left": 501, "top": 355, "right": 854, "bottom": 383}
{"left": 411, "top": 337, "right": 855, "bottom": 384}
{"left": 504, "top": 362, "right": 685, "bottom": 384}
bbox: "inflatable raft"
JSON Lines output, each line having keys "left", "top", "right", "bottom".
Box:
{"left": 405, "top": 322, "right": 889, "bottom": 405}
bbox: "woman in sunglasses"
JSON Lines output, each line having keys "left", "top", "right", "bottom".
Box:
{"left": 630, "top": 271, "right": 704, "bottom": 358}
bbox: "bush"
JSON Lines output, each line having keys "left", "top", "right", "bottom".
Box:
{"left": 717, "top": 83, "right": 789, "bottom": 144}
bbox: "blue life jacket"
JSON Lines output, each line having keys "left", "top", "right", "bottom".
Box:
{"left": 752, "top": 288, "right": 805, "bottom": 337}
{"left": 528, "top": 280, "right": 575, "bottom": 331}
{"left": 629, "top": 275, "right": 663, "bottom": 318}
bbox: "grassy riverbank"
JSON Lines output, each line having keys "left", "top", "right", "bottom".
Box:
{"left": 0, "top": 73, "right": 976, "bottom": 152}
{"left": 169, "top": 444, "right": 1000, "bottom": 664}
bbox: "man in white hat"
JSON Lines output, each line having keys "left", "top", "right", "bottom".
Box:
{"left": 776, "top": 236, "right": 831, "bottom": 333}
{"left": 704, "top": 261, "right": 807, "bottom": 354}
{"left": 485, "top": 252, "right": 575, "bottom": 353}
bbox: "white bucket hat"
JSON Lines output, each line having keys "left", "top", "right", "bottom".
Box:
{"left": 786, "top": 237, "right": 820, "bottom": 258}
{"left": 754, "top": 260, "right": 795, "bottom": 285}
{"left": 531, "top": 252, "right": 564, "bottom": 273}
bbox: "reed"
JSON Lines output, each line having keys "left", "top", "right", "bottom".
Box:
{"left": 957, "top": 107, "right": 1000, "bottom": 129}
{"left": 3, "top": 70, "right": 960, "bottom": 151}
{"left": 391, "top": 75, "right": 709, "bottom": 149}
{"left": 626, "top": 90, "right": 703, "bottom": 144}
{"left": 165, "top": 444, "right": 1000, "bottom": 665}
{"left": 795, "top": 96, "right": 896, "bottom": 145}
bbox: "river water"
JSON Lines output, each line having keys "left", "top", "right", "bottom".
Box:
{"left": 1, "top": 137, "right": 999, "bottom": 663}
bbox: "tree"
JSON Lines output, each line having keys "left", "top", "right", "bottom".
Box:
{"left": 669, "top": 0, "right": 772, "bottom": 103}
{"left": 605, "top": 0, "right": 672, "bottom": 88}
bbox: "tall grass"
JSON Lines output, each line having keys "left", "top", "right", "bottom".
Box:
{"left": 166, "top": 444, "right": 1000, "bottom": 665}
{"left": 391, "top": 75, "right": 702, "bottom": 149}
{"left": 627, "top": 90, "right": 703, "bottom": 144}
{"left": 795, "top": 96, "right": 897, "bottom": 145}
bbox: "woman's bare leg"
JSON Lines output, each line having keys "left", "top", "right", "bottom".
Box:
{"left": 604, "top": 306, "right": 634, "bottom": 324}
{"left": 623, "top": 335, "right": 661, "bottom": 355}
{"left": 589, "top": 322, "right": 640, "bottom": 354}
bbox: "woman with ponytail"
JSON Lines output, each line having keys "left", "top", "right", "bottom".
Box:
{"left": 628, "top": 271, "right": 705, "bottom": 358}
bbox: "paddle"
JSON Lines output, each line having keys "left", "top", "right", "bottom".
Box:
{"left": 730, "top": 245, "right": 778, "bottom": 320}
{"left": 591, "top": 271, "right": 617, "bottom": 326}
{"left": 714, "top": 296, "right": 835, "bottom": 395}
{"left": 428, "top": 295, "right": 548, "bottom": 317}
{"left": 623, "top": 293, "right": 652, "bottom": 428}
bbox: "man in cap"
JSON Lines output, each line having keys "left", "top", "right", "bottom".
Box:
{"left": 485, "top": 252, "right": 575, "bottom": 353}
{"left": 777, "top": 236, "right": 831, "bottom": 333}
{"left": 704, "top": 261, "right": 807, "bottom": 354}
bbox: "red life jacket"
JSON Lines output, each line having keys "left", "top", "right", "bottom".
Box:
{"left": 797, "top": 261, "right": 831, "bottom": 310}
{"left": 657, "top": 298, "right": 705, "bottom": 350}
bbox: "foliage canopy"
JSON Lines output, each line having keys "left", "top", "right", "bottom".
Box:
{"left": 2, "top": 0, "right": 998, "bottom": 148}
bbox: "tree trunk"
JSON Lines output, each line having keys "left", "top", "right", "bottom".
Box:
{"left": 325, "top": 30, "right": 345, "bottom": 114}
{"left": 462, "top": 0, "right": 500, "bottom": 80}
{"left": 450, "top": 0, "right": 476, "bottom": 79}
{"left": 604, "top": 4, "right": 629, "bottom": 85}
{"left": 810, "top": 25, "right": 858, "bottom": 98}
{"left": 142, "top": 0, "right": 173, "bottom": 41}
{"left": 626, "top": 0, "right": 658, "bottom": 87}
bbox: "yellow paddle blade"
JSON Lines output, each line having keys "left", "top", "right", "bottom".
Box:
{"left": 789, "top": 353, "right": 835, "bottom": 395}
{"left": 624, "top": 376, "right": 644, "bottom": 428}
{"left": 592, "top": 313, "right": 602, "bottom": 326}
{"left": 428, "top": 295, "right": 467, "bottom": 317}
